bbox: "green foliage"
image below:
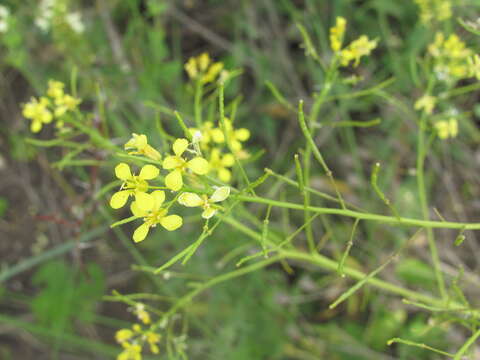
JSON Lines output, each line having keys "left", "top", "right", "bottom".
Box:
{"left": 31, "top": 261, "right": 105, "bottom": 331}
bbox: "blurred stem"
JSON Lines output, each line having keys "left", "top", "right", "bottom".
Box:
{"left": 194, "top": 80, "right": 203, "bottom": 127}
{"left": 416, "top": 78, "right": 447, "bottom": 302}
{"left": 453, "top": 328, "right": 480, "bottom": 360}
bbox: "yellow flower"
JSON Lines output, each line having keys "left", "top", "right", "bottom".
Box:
{"left": 330, "top": 17, "right": 347, "bottom": 52}
{"left": 184, "top": 57, "right": 198, "bottom": 79}
{"left": 118, "top": 342, "right": 142, "bottom": 360}
{"left": 340, "top": 35, "right": 378, "bottom": 67}
{"left": 47, "top": 80, "right": 65, "bottom": 99}
{"left": 414, "top": 94, "right": 436, "bottom": 115}
{"left": 414, "top": 0, "right": 452, "bottom": 24}
{"left": 210, "top": 118, "right": 250, "bottom": 152}
{"left": 184, "top": 52, "right": 224, "bottom": 83}
{"left": 197, "top": 52, "right": 210, "bottom": 71}
{"left": 162, "top": 138, "right": 209, "bottom": 191}
{"left": 435, "top": 118, "right": 458, "bottom": 139}
{"left": 188, "top": 121, "right": 215, "bottom": 148}
{"left": 130, "top": 190, "right": 183, "bottom": 242}
{"left": 146, "top": 332, "right": 161, "bottom": 354}
{"left": 178, "top": 186, "right": 230, "bottom": 219}
{"left": 54, "top": 94, "right": 81, "bottom": 117}
{"left": 428, "top": 32, "right": 473, "bottom": 81}
{"left": 22, "top": 97, "right": 53, "bottom": 133}
{"left": 115, "top": 329, "right": 134, "bottom": 344}
{"left": 124, "top": 133, "right": 162, "bottom": 161}
{"left": 209, "top": 148, "right": 235, "bottom": 182}
{"left": 110, "top": 163, "right": 159, "bottom": 211}
{"left": 203, "top": 62, "right": 224, "bottom": 83}
{"left": 133, "top": 304, "right": 151, "bottom": 325}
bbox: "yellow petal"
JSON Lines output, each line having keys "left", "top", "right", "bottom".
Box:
{"left": 221, "top": 154, "right": 235, "bottom": 167}
{"left": 187, "top": 157, "right": 209, "bottom": 175}
{"left": 231, "top": 140, "right": 242, "bottom": 152}
{"left": 133, "top": 223, "right": 150, "bottom": 242}
{"left": 42, "top": 110, "right": 53, "bottom": 123}
{"left": 198, "top": 52, "right": 211, "bottom": 71}
{"left": 130, "top": 201, "right": 147, "bottom": 217}
{"left": 152, "top": 190, "right": 166, "bottom": 209}
{"left": 210, "top": 128, "right": 225, "bottom": 143}
{"left": 202, "top": 207, "right": 217, "bottom": 219}
{"left": 145, "top": 145, "right": 162, "bottom": 161}
{"left": 115, "top": 163, "right": 132, "bottom": 180}
{"left": 449, "top": 118, "right": 458, "bottom": 137}
{"left": 218, "top": 168, "right": 231, "bottom": 183}
{"left": 135, "top": 192, "right": 154, "bottom": 211}
{"left": 165, "top": 169, "right": 183, "bottom": 191}
{"left": 110, "top": 190, "right": 130, "bottom": 209}
{"left": 160, "top": 215, "right": 183, "bottom": 231}
{"left": 178, "top": 192, "right": 204, "bottom": 207}
{"left": 31, "top": 120, "right": 42, "bottom": 133}
{"left": 210, "top": 186, "right": 230, "bottom": 202}
{"left": 139, "top": 164, "right": 160, "bottom": 180}
{"left": 173, "top": 138, "right": 189, "bottom": 156}
{"left": 163, "top": 155, "right": 183, "bottom": 170}
{"left": 235, "top": 128, "right": 250, "bottom": 141}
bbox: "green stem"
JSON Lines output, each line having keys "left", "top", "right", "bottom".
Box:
{"left": 453, "top": 328, "right": 480, "bottom": 360}
{"left": 219, "top": 83, "right": 254, "bottom": 194}
{"left": 222, "top": 216, "right": 470, "bottom": 311}
{"left": 416, "top": 80, "right": 447, "bottom": 302}
{"left": 299, "top": 100, "right": 346, "bottom": 210}
{"left": 235, "top": 195, "right": 480, "bottom": 230}
{"left": 155, "top": 255, "right": 284, "bottom": 327}
{"left": 194, "top": 80, "right": 203, "bottom": 127}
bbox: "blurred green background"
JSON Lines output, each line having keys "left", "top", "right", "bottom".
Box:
{"left": 1, "top": 0, "right": 480, "bottom": 359}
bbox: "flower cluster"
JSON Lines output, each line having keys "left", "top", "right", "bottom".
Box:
{"left": 22, "top": 80, "right": 81, "bottom": 133}
{"left": 329, "top": 17, "right": 347, "bottom": 53}
{"left": 414, "top": 94, "right": 459, "bottom": 140}
{"left": 435, "top": 118, "right": 458, "bottom": 139}
{"left": 414, "top": 94, "right": 436, "bottom": 115}
{"left": 428, "top": 32, "right": 477, "bottom": 82}
{"left": 188, "top": 118, "right": 250, "bottom": 182}
{"left": 110, "top": 133, "right": 235, "bottom": 242}
{"left": 329, "top": 17, "right": 378, "bottom": 67}
{"left": 114, "top": 304, "right": 162, "bottom": 359}
{"left": 413, "top": 0, "right": 452, "bottom": 24}
{"left": 36, "top": 0, "right": 85, "bottom": 34}
{"left": 184, "top": 52, "right": 224, "bottom": 83}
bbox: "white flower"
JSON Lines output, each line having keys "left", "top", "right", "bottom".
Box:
{"left": 0, "top": 5, "right": 10, "bottom": 33}
{"left": 35, "top": 0, "right": 56, "bottom": 32}
{"left": 65, "top": 12, "right": 85, "bottom": 34}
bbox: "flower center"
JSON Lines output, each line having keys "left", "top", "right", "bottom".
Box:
{"left": 125, "top": 176, "right": 148, "bottom": 192}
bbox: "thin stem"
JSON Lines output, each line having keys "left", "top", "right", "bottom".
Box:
{"left": 219, "top": 83, "right": 255, "bottom": 195}
{"left": 416, "top": 80, "right": 447, "bottom": 301}
{"left": 295, "top": 153, "right": 315, "bottom": 252}
{"left": 223, "top": 216, "right": 472, "bottom": 311}
{"left": 154, "top": 255, "right": 284, "bottom": 328}
{"left": 453, "top": 328, "right": 480, "bottom": 360}
{"left": 371, "top": 162, "right": 401, "bottom": 220}
{"left": 298, "top": 100, "right": 346, "bottom": 209}
{"left": 236, "top": 195, "right": 480, "bottom": 230}
{"left": 194, "top": 80, "right": 203, "bottom": 127}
